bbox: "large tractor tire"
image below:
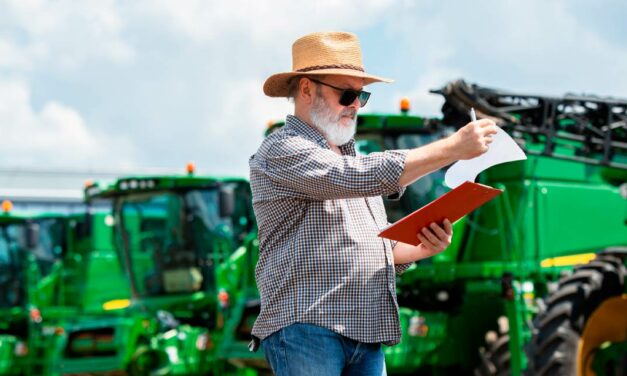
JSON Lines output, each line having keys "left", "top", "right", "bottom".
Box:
{"left": 475, "top": 316, "right": 512, "bottom": 376}
{"left": 475, "top": 332, "right": 510, "bottom": 375}
{"left": 527, "top": 250, "right": 627, "bottom": 376}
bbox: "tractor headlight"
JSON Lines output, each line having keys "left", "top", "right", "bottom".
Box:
{"left": 14, "top": 341, "right": 28, "bottom": 357}
{"left": 196, "top": 332, "right": 212, "bottom": 351}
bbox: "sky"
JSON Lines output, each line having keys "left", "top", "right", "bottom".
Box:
{"left": 1, "top": 0, "right": 626, "bottom": 178}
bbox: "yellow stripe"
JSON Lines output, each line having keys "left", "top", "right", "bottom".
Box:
{"left": 541, "top": 253, "right": 596, "bottom": 268}
{"left": 523, "top": 292, "right": 535, "bottom": 300}
{"left": 102, "top": 299, "right": 131, "bottom": 311}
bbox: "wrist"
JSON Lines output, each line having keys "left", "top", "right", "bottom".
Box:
{"left": 440, "top": 135, "right": 460, "bottom": 163}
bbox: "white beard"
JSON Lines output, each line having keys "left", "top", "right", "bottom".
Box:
{"left": 309, "top": 92, "right": 357, "bottom": 146}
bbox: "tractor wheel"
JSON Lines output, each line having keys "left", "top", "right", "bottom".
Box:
{"left": 475, "top": 316, "right": 511, "bottom": 376}
{"left": 527, "top": 250, "right": 627, "bottom": 376}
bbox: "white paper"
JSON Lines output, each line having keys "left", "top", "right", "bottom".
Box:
{"left": 444, "top": 127, "right": 526, "bottom": 189}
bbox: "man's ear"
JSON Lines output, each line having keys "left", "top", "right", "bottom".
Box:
{"left": 299, "top": 77, "right": 314, "bottom": 105}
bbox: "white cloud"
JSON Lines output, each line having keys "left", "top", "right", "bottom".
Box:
{"left": 0, "top": 39, "right": 45, "bottom": 70}
{"left": 381, "top": 0, "right": 627, "bottom": 99}
{"left": 0, "top": 79, "right": 136, "bottom": 168}
{"left": 1, "top": 0, "right": 134, "bottom": 71}
{"left": 0, "top": 0, "right": 625, "bottom": 176}
{"left": 107, "top": 0, "right": 400, "bottom": 175}
{"left": 140, "top": 0, "right": 394, "bottom": 43}
{"left": 196, "top": 78, "right": 293, "bottom": 176}
{"left": 395, "top": 66, "right": 462, "bottom": 117}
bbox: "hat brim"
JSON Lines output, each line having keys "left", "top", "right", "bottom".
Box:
{"left": 263, "top": 69, "right": 393, "bottom": 97}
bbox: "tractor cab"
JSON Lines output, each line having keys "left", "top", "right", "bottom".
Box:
{"left": 79, "top": 171, "right": 264, "bottom": 374}
{"left": 0, "top": 204, "right": 68, "bottom": 375}
{"left": 0, "top": 216, "right": 29, "bottom": 311}
{"left": 0, "top": 209, "right": 68, "bottom": 311}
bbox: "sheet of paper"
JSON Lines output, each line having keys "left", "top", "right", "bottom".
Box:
{"left": 445, "top": 127, "right": 527, "bottom": 189}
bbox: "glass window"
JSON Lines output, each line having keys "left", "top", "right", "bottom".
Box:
{"left": 0, "top": 224, "right": 26, "bottom": 308}
{"left": 116, "top": 188, "right": 233, "bottom": 297}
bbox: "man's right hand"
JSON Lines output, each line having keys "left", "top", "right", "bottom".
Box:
{"left": 398, "top": 117, "right": 500, "bottom": 187}
{"left": 447, "top": 119, "right": 499, "bottom": 160}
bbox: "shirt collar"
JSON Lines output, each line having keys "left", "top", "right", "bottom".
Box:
{"left": 285, "top": 115, "right": 356, "bottom": 156}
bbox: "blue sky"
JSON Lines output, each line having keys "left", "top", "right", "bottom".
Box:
{"left": 1, "top": 0, "right": 626, "bottom": 177}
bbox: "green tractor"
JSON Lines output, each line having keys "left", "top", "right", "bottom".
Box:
{"left": 59, "top": 170, "right": 265, "bottom": 375}
{"left": 0, "top": 203, "right": 76, "bottom": 375}
{"left": 48, "top": 205, "right": 136, "bottom": 375}
{"left": 0, "top": 200, "right": 130, "bottom": 375}
{"left": 354, "top": 80, "right": 626, "bottom": 375}
{"left": 57, "top": 206, "right": 131, "bottom": 316}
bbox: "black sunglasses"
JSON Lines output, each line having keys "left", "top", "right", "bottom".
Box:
{"left": 309, "top": 78, "right": 371, "bottom": 108}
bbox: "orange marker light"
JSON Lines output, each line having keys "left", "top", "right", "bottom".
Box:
{"left": 218, "top": 290, "right": 229, "bottom": 309}
{"left": 84, "top": 179, "right": 94, "bottom": 188}
{"left": 29, "top": 308, "right": 42, "bottom": 323}
{"left": 400, "top": 97, "right": 411, "bottom": 113}
{"left": 2, "top": 200, "right": 12, "bottom": 213}
{"left": 186, "top": 162, "right": 195, "bottom": 175}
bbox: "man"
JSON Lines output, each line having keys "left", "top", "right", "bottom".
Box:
{"left": 249, "top": 31, "right": 497, "bottom": 375}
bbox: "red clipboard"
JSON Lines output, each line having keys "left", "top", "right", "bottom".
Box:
{"left": 378, "top": 181, "right": 503, "bottom": 246}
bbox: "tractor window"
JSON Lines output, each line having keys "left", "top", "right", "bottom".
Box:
{"left": 116, "top": 188, "right": 233, "bottom": 297}
{"left": 355, "top": 137, "right": 383, "bottom": 155}
{"left": 0, "top": 224, "right": 26, "bottom": 308}
{"left": 394, "top": 133, "right": 449, "bottom": 206}
{"left": 185, "top": 189, "right": 225, "bottom": 237}
{"left": 0, "top": 230, "right": 11, "bottom": 265}
{"left": 31, "top": 218, "right": 65, "bottom": 278}
{"left": 221, "top": 182, "right": 255, "bottom": 244}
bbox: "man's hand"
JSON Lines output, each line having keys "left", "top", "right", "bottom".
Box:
{"left": 416, "top": 219, "right": 453, "bottom": 257}
{"left": 397, "top": 118, "right": 499, "bottom": 187}
{"left": 448, "top": 119, "right": 499, "bottom": 160}
{"left": 392, "top": 219, "right": 453, "bottom": 264}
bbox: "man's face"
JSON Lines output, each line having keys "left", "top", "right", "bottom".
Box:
{"left": 309, "top": 75, "right": 365, "bottom": 146}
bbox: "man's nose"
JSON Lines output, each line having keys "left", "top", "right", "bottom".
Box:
{"left": 347, "top": 96, "right": 360, "bottom": 109}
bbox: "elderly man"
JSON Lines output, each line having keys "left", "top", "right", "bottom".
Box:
{"left": 249, "top": 31, "right": 497, "bottom": 375}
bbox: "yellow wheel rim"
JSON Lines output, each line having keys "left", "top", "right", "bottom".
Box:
{"left": 577, "top": 295, "right": 627, "bottom": 376}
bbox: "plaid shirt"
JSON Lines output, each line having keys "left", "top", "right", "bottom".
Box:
{"left": 249, "top": 115, "right": 410, "bottom": 345}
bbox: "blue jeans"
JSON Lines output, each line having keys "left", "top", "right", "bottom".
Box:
{"left": 261, "top": 323, "right": 387, "bottom": 376}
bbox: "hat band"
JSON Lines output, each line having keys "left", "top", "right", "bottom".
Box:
{"left": 296, "top": 64, "right": 365, "bottom": 73}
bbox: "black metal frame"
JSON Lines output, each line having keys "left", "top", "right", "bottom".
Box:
{"left": 432, "top": 80, "right": 627, "bottom": 169}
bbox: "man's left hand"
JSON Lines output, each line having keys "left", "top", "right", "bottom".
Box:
{"left": 417, "top": 219, "right": 453, "bottom": 256}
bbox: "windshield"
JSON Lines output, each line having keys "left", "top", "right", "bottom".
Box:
{"left": 0, "top": 217, "right": 67, "bottom": 308}
{"left": 116, "top": 188, "right": 238, "bottom": 298}
{"left": 32, "top": 218, "right": 66, "bottom": 277}
{"left": 0, "top": 223, "right": 27, "bottom": 308}
{"left": 356, "top": 132, "right": 450, "bottom": 221}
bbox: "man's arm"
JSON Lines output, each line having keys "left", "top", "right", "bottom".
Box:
{"left": 392, "top": 219, "right": 453, "bottom": 264}
{"left": 257, "top": 118, "right": 498, "bottom": 201}
{"left": 399, "top": 119, "right": 498, "bottom": 187}
{"left": 257, "top": 135, "right": 407, "bottom": 200}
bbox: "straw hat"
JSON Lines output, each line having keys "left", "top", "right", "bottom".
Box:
{"left": 263, "top": 31, "right": 393, "bottom": 97}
